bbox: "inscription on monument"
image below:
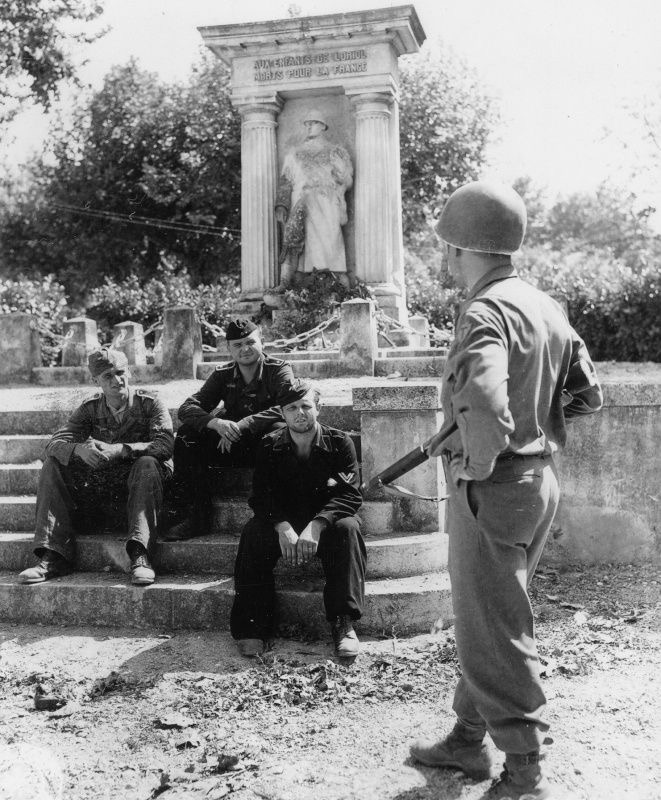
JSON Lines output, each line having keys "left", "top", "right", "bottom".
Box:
{"left": 253, "top": 49, "right": 368, "bottom": 82}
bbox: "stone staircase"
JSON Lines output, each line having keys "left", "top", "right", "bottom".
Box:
{"left": 0, "top": 396, "right": 452, "bottom": 637}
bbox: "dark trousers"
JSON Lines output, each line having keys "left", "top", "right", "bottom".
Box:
{"left": 170, "top": 422, "right": 275, "bottom": 514}
{"left": 33, "top": 455, "right": 167, "bottom": 563}
{"left": 230, "top": 515, "right": 366, "bottom": 640}
{"left": 446, "top": 455, "right": 560, "bottom": 754}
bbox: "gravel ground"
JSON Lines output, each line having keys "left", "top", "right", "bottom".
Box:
{"left": 0, "top": 563, "right": 659, "bottom": 800}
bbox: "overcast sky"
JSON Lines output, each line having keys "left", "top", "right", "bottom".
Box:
{"left": 4, "top": 0, "right": 661, "bottom": 203}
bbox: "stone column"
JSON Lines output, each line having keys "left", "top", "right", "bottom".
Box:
{"left": 352, "top": 93, "right": 393, "bottom": 285}
{"left": 351, "top": 92, "right": 407, "bottom": 322}
{"left": 338, "top": 299, "right": 377, "bottom": 376}
{"left": 408, "top": 315, "right": 430, "bottom": 348}
{"left": 112, "top": 321, "right": 146, "bottom": 366}
{"left": 161, "top": 306, "right": 202, "bottom": 379}
{"left": 0, "top": 313, "right": 41, "bottom": 383}
{"left": 61, "top": 317, "right": 98, "bottom": 367}
{"left": 238, "top": 101, "right": 282, "bottom": 300}
{"left": 353, "top": 383, "right": 446, "bottom": 534}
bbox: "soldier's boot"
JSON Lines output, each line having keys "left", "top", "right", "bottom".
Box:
{"left": 19, "top": 549, "right": 73, "bottom": 584}
{"left": 486, "top": 752, "right": 556, "bottom": 799}
{"left": 410, "top": 721, "right": 491, "bottom": 780}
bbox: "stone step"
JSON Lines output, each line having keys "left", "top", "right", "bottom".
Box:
{"left": 0, "top": 497, "right": 35, "bottom": 531}
{"left": 381, "top": 347, "right": 448, "bottom": 359}
{"left": 0, "top": 464, "right": 40, "bottom": 494}
{"left": 0, "top": 404, "right": 360, "bottom": 436}
{"left": 0, "top": 435, "right": 49, "bottom": 463}
{"left": 0, "top": 569, "right": 451, "bottom": 635}
{"left": 31, "top": 365, "right": 164, "bottom": 385}
{"left": 374, "top": 356, "right": 446, "bottom": 377}
{"left": 196, "top": 358, "right": 446, "bottom": 381}
{"left": 0, "top": 530, "right": 447, "bottom": 580}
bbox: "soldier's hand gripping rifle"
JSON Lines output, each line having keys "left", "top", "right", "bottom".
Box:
{"left": 359, "top": 422, "right": 457, "bottom": 501}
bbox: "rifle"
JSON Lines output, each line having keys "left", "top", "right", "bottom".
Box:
{"left": 360, "top": 421, "right": 458, "bottom": 501}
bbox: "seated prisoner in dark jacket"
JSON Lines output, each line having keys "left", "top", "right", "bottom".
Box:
{"left": 230, "top": 379, "right": 366, "bottom": 659}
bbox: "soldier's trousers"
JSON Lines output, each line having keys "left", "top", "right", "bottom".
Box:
{"left": 230, "top": 515, "right": 366, "bottom": 640}
{"left": 445, "top": 454, "right": 559, "bottom": 754}
{"left": 33, "top": 455, "right": 168, "bottom": 563}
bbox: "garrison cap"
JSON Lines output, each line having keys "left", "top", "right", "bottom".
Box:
{"left": 225, "top": 318, "right": 259, "bottom": 341}
{"left": 436, "top": 181, "right": 527, "bottom": 255}
{"left": 277, "top": 379, "right": 318, "bottom": 407}
{"left": 88, "top": 348, "right": 129, "bottom": 377}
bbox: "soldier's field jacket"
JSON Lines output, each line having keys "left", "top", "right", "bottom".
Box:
{"left": 177, "top": 356, "right": 294, "bottom": 436}
{"left": 249, "top": 423, "right": 362, "bottom": 529}
{"left": 45, "top": 388, "right": 174, "bottom": 472}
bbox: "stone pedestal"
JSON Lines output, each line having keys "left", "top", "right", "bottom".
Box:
{"left": 61, "top": 317, "right": 98, "bottom": 367}
{"left": 408, "top": 314, "right": 430, "bottom": 347}
{"left": 339, "top": 299, "right": 377, "bottom": 375}
{"left": 0, "top": 313, "right": 41, "bottom": 383}
{"left": 353, "top": 383, "right": 446, "bottom": 533}
{"left": 112, "top": 321, "right": 147, "bottom": 366}
{"left": 161, "top": 307, "right": 203, "bottom": 379}
{"left": 199, "top": 6, "right": 425, "bottom": 316}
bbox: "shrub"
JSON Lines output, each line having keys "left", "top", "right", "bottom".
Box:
{"left": 404, "top": 248, "right": 461, "bottom": 337}
{"left": 265, "top": 270, "right": 373, "bottom": 342}
{"left": 0, "top": 275, "right": 69, "bottom": 365}
{"left": 87, "top": 261, "right": 240, "bottom": 346}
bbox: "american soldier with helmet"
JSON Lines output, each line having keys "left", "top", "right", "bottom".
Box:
{"left": 409, "top": 181, "right": 603, "bottom": 799}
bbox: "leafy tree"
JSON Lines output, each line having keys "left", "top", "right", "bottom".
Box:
{"left": 399, "top": 45, "right": 499, "bottom": 240}
{"left": 0, "top": 0, "right": 105, "bottom": 123}
{"left": 0, "top": 55, "right": 241, "bottom": 296}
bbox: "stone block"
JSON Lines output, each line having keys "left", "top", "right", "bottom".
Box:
{"left": 0, "top": 313, "right": 41, "bottom": 383}
{"left": 61, "top": 317, "right": 98, "bottom": 367}
{"left": 408, "top": 314, "right": 430, "bottom": 347}
{"left": 338, "top": 299, "right": 377, "bottom": 375}
{"left": 355, "top": 383, "right": 446, "bottom": 533}
{"left": 161, "top": 306, "right": 203, "bottom": 379}
{"left": 112, "top": 321, "right": 147, "bottom": 366}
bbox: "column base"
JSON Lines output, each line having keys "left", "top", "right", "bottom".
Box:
{"left": 368, "top": 283, "right": 408, "bottom": 325}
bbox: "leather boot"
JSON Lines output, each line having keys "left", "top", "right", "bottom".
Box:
{"left": 410, "top": 721, "right": 491, "bottom": 780}
{"left": 486, "top": 752, "right": 556, "bottom": 799}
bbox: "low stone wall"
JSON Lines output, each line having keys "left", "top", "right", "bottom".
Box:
{"left": 547, "top": 381, "right": 661, "bottom": 566}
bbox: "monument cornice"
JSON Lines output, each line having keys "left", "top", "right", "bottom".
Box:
{"left": 199, "top": 5, "right": 426, "bottom": 63}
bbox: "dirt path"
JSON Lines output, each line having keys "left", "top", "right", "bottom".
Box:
{"left": 1, "top": 564, "right": 659, "bottom": 800}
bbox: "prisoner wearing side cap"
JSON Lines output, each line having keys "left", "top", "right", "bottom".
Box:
{"left": 166, "top": 319, "right": 294, "bottom": 541}
{"left": 230, "top": 379, "right": 366, "bottom": 659}
{"left": 408, "top": 181, "right": 604, "bottom": 800}
{"left": 19, "top": 348, "right": 174, "bottom": 587}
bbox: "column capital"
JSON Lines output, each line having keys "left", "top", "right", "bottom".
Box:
{"left": 236, "top": 96, "right": 283, "bottom": 122}
{"left": 350, "top": 91, "right": 394, "bottom": 119}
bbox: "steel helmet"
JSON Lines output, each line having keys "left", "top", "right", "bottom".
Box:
{"left": 436, "top": 181, "right": 527, "bottom": 254}
{"left": 303, "top": 110, "right": 328, "bottom": 129}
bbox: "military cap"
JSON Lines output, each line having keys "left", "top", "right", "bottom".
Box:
{"left": 277, "top": 379, "right": 319, "bottom": 408}
{"left": 436, "top": 181, "right": 527, "bottom": 255}
{"left": 88, "top": 348, "right": 129, "bottom": 377}
{"left": 225, "top": 318, "right": 259, "bottom": 341}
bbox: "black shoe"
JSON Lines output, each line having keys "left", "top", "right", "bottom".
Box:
{"left": 127, "top": 544, "right": 155, "bottom": 586}
{"left": 19, "top": 550, "right": 73, "bottom": 584}
{"left": 330, "top": 615, "right": 360, "bottom": 658}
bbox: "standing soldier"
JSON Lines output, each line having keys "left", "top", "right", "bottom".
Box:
{"left": 410, "top": 181, "right": 603, "bottom": 799}
{"left": 165, "top": 319, "right": 294, "bottom": 541}
{"left": 19, "top": 349, "right": 174, "bottom": 586}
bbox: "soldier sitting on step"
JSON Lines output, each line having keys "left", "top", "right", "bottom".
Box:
{"left": 19, "top": 349, "right": 174, "bottom": 587}
{"left": 164, "top": 318, "right": 294, "bottom": 542}
{"left": 230, "top": 379, "right": 366, "bottom": 659}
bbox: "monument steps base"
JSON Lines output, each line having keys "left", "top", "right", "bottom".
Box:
{"left": 0, "top": 569, "right": 452, "bottom": 635}
{"left": 0, "top": 529, "right": 447, "bottom": 580}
